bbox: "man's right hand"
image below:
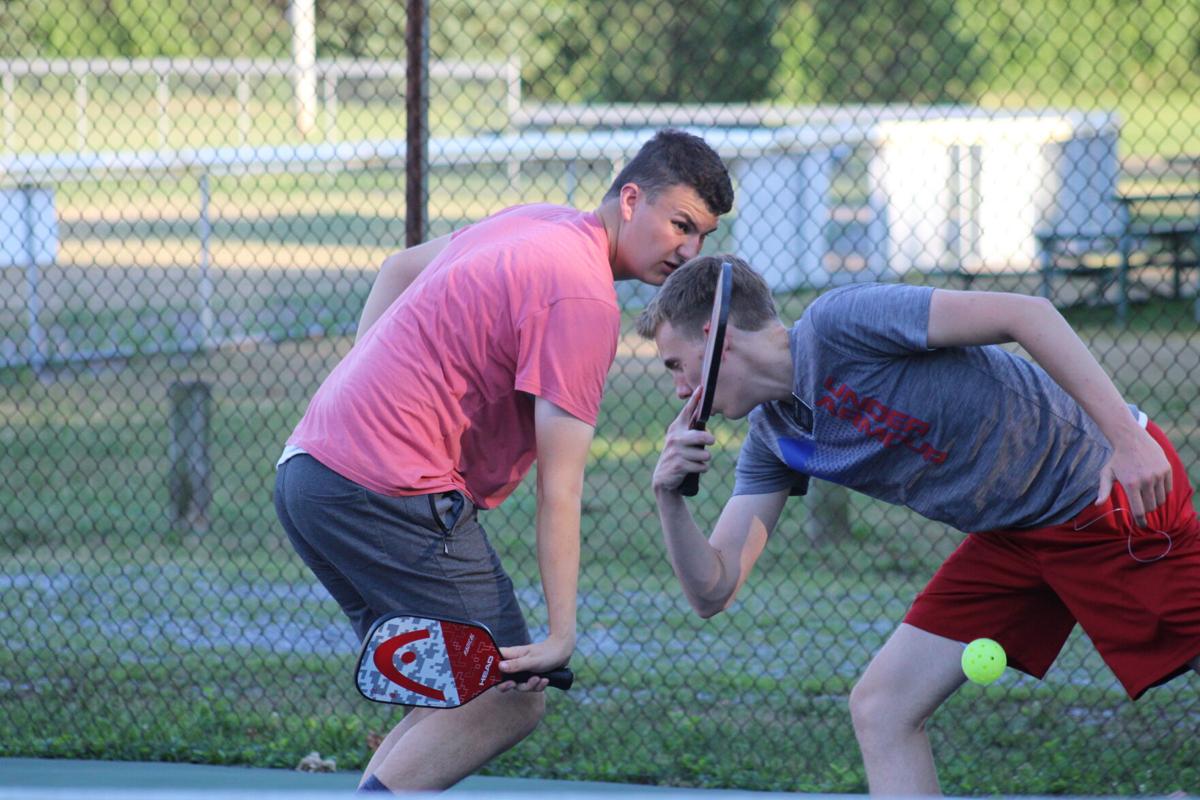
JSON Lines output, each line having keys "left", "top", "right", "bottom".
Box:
{"left": 1095, "top": 425, "right": 1172, "bottom": 527}
{"left": 496, "top": 634, "right": 575, "bottom": 692}
{"left": 653, "top": 388, "right": 716, "bottom": 494}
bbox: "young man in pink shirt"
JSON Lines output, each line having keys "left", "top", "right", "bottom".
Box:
{"left": 274, "top": 130, "right": 734, "bottom": 793}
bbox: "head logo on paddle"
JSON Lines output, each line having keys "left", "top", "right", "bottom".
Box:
{"left": 678, "top": 260, "right": 733, "bottom": 497}
{"left": 356, "top": 613, "right": 574, "bottom": 709}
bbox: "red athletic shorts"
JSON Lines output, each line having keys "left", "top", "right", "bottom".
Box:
{"left": 905, "top": 421, "right": 1200, "bottom": 699}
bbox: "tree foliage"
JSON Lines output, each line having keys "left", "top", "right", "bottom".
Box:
{"left": 959, "top": 0, "right": 1200, "bottom": 96}
{"left": 802, "top": 0, "right": 986, "bottom": 103}
{"left": 525, "top": 0, "right": 787, "bottom": 103}
{"left": 6, "top": 0, "right": 288, "bottom": 58}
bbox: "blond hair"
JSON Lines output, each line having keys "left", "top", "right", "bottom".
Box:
{"left": 635, "top": 254, "right": 778, "bottom": 340}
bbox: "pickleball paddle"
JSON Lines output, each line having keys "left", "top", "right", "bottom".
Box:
{"left": 679, "top": 260, "right": 733, "bottom": 497}
{"left": 356, "top": 613, "right": 574, "bottom": 708}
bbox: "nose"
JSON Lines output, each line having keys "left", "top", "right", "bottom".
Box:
{"left": 674, "top": 374, "right": 693, "bottom": 400}
{"left": 678, "top": 233, "right": 702, "bottom": 260}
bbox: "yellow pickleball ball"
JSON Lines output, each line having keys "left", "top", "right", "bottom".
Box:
{"left": 961, "top": 638, "right": 1006, "bottom": 685}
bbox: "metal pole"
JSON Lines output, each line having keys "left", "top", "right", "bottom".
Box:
{"left": 168, "top": 380, "right": 212, "bottom": 533}
{"left": 74, "top": 72, "right": 88, "bottom": 150}
{"left": 565, "top": 160, "right": 577, "bottom": 206}
{"left": 505, "top": 57, "right": 521, "bottom": 184}
{"left": 198, "top": 173, "right": 214, "bottom": 349}
{"left": 504, "top": 57, "right": 521, "bottom": 129}
{"left": 322, "top": 69, "right": 338, "bottom": 143}
{"left": 291, "top": 0, "right": 318, "bottom": 135}
{"left": 157, "top": 72, "right": 171, "bottom": 149}
{"left": 237, "top": 75, "right": 251, "bottom": 146}
{"left": 21, "top": 185, "right": 46, "bottom": 369}
{"left": 405, "top": 0, "right": 429, "bottom": 247}
{"left": 3, "top": 72, "right": 15, "bottom": 151}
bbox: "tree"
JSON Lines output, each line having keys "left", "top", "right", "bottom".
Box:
{"left": 527, "top": 0, "right": 787, "bottom": 103}
{"left": 3, "top": 0, "right": 288, "bottom": 58}
{"left": 804, "top": 0, "right": 985, "bottom": 103}
{"left": 958, "top": 0, "right": 1200, "bottom": 97}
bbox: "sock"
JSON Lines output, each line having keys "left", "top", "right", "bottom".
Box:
{"left": 357, "top": 774, "right": 392, "bottom": 794}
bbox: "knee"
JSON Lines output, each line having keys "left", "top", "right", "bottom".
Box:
{"left": 847, "top": 677, "right": 883, "bottom": 738}
{"left": 849, "top": 675, "right": 922, "bottom": 743}
{"left": 503, "top": 690, "right": 547, "bottom": 740}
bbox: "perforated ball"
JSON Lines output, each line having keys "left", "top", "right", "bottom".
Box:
{"left": 962, "top": 638, "right": 1006, "bottom": 685}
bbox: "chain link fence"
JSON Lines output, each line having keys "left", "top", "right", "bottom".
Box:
{"left": 2, "top": 0, "right": 1198, "bottom": 794}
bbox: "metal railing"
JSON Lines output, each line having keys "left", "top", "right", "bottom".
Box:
{"left": 0, "top": 56, "right": 521, "bottom": 151}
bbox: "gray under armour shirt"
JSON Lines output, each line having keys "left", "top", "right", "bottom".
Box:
{"left": 733, "top": 283, "right": 1140, "bottom": 533}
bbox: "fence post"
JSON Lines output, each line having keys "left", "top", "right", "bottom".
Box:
{"left": 157, "top": 71, "right": 171, "bottom": 149}
{"left": 564, "top": 160, "right": 577, "bottom": 206}
{"left": 3, "top": 71, "right": 14, "bottom": 151}
{"left": 74, "top": 69, "right": 89, "bottom": 150}
{"left": 237, "top": 75, "right": 252, "bottom": 146}
{"left": 405, "top": 0, "right": 429, "bottom": 246}
{"left": 322, "top": 69, "right": 338, "bottom": 143}
{"left": 169, "top": 381, "right": 212, "bottom": 532}
{"left": 291, "top": 0, "right": 318, "bottom": 135}
{"left": 804, "top": 479, "right": 850, "bottom": 545}
{"left": 19, "top": 185, "right": 48, "bottom": 370}
{"left": 197, "top": 172, "right": 214, "bottom": 349}
{"left": 505, "top": 57, "right": 521, "bottom": 184}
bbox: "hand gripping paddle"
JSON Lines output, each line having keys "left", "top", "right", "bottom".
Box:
{"left": 356, "top": 613, "right": 574, "bottom": 708}
{"left": 679, "top": 261, "right": 733, "bottom": 497}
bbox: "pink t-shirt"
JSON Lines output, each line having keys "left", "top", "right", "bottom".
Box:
{"left": 286, "top": 204, "right": 619, "bottom": 508}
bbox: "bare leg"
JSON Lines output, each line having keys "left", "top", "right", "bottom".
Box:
{"left": 849, "top": 623, "right": 967, "bottom": 796}
{"left": 363, "top": 688, "right": 545, "bottom": 791}
{"left": 359, "top": 707, "right": 431, "bottom": 787}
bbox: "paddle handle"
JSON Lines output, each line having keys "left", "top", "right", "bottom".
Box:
{"left": 506, "top": 667, "right": 574, "bottom": 690}
{"left": 678, "top": 418, "right": 708, "bottom": 497}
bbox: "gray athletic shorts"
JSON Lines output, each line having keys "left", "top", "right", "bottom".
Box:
{"left": 274, "top": 453, "right": 531, "bottom": 647}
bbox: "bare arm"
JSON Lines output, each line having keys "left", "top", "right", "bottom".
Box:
{"left": 355, "top": 234, "right": 451, "bottom": 342}
{"left": 497, "top": 397, "right": 594, "bottom": 679}
{"left": 652, "top": 390, "right": 788, "bottom": 617}
{"left": 655, "top": 488, "right": 787, "bottom": 617}
{"left": 927, "top": 289, "right": 1171, "bottom": 524}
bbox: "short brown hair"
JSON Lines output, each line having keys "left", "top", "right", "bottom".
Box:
{"left": 635, "top": 254, "right": 778, "bottom": 340}
{"left": 603, "top": 129, "right": 734, "bottom": 216}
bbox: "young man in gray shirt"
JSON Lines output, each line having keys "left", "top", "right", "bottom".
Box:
{"left": 638, "top": 255, "right": 1200, "bottom": 796}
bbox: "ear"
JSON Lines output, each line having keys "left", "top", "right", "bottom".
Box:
{"left": 618, "top": 183, "right": 641, "bottom": 221}
{"left": 718, "top": 325, "right": 739, "bottom": 361}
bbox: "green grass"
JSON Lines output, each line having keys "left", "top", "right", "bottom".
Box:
{"left": 2, "top": 80, "right": 515, "bottom": 154}
{"left": 6, "top": 82, "right": 1200, "bottom": 160}
{"left": 2, "top": 313, "right": 1200, "bottom": 792}
{"left": 2, "top": 85, "right": 1200, "bottom": 790}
